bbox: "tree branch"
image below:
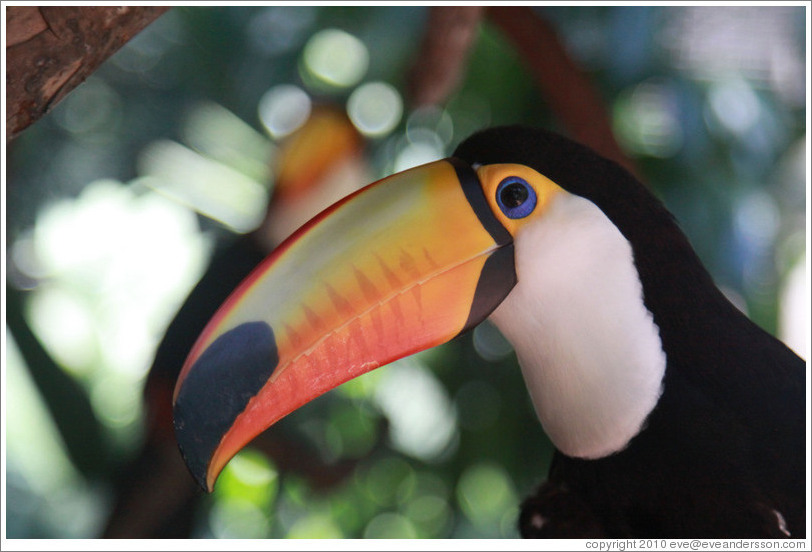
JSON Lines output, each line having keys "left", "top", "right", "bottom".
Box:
{"left": 487, "top": 6, "right": 636, "bottom": 175}
{"left": 406, "top": 6, "right": 636, "bottom": 176}
{"left": 6, "top": 6, "right": 170, "bottom": 141}
{"left": 406, "top": 6, "right": 485, "bottom": 108}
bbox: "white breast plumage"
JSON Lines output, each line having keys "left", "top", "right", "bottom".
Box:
{"left": 490, "top": 191, "right": 667, "bottom": 459}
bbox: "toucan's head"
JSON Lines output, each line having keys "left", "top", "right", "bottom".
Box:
{"left": 173, "top": 126, "right": 683, "bottom": 491}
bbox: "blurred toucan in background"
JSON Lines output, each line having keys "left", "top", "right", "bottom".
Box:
{"left": 103, "top": 106, "right": 373, "bottom": 538}
{"left": 173, "top": 126, "right": 806, "bottom": 538}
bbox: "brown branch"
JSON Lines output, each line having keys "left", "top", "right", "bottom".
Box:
{"left": 486, "top": 6, "right": 637, "bottom": 175}
{"left": 406, "top": 6, "right": 636, "bottom": 176}
{"left": 406, "top": 6, "right": 485, "bottom": 108}
{"left": 6, "top": 6, "right": 170, "bottom": 142}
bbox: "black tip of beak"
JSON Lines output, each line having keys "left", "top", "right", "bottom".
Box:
{"left": 173, "top": 321, "right": 279, "bottom": 491}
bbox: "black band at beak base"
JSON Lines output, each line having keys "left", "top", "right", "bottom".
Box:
{"left": 448, "top": 157, "right": 517, "bottom": 337}
{"left": 450, "top": 157, "right": 513, "bottom": 247}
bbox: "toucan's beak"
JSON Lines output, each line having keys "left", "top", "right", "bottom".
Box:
{"left": 173, "top": 158, "right": 516, "bottom": 491}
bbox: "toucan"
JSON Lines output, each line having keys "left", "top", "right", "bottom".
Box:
{"left": 172, "top": 126, "right": 806, "bottom": 538}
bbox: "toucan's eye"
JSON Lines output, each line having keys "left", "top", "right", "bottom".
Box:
{"left": 496, "top": 177, "right": 537, "bottom": 219}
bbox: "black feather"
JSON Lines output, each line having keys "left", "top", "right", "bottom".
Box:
{"left": 455, "top": 127, "right": 807, "bottom": 538}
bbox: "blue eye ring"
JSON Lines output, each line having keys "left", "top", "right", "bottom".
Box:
{"left": 495, "top": 176, "right": 537, "bottom": 219}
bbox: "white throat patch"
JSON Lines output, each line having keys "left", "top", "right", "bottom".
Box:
{"left": 489, "top": 192, "right": 666, "bottom": 459}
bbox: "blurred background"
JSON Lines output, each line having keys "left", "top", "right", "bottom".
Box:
{"left": 4, "top": 5, "right": 807, "bottom": 540}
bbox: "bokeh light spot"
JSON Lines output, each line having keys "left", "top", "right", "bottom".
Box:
{"left": 9, "top": 230, "right": 47, "bottom": 284}
{"left": 302, "top": 28, "right": 369, "bottom": 89}
{"left": 373, "top": 359, "right": 458, "bottom": 461}
{"left": 6, "top": 332, "right": 79, "bottom": 495}
{"left": 613, "top": 80, "right": 683, "bottom": 157}
{"left": 258, "top": 84, "right": 312, "bottom": 139}
{"left": 407, "top": 106, "right": 454, "bottom": 146}
{"left": 327, "top": 403, "right": 378, "bottom": 459}
{"left": 404, "top": 495, "right": 451, "bottom": 536}
{"left": 209, "top": 497, "right": 270, "bottom": 539}
{"left": 139, "top": 140, "right": 268, "bottom": 233}
{"left": 287, "top": 513, "right": 344, "bottom": 538}
{"left": 53, "top": 77, "right": 121, "bottom": 138}
{"left": 394, "top": 142, "right": 444, "bottom": 172}
{"left": 364, "top": 512, "right": 418, "bottom": 538}
{"left": 456, "top": 462, "right": 516, "bottom": 526}
{"left": 27, "top": 285, "right": 96, "bottom": 374}
{"left": 90, "top": 373, "right": 142, "bottom": 429}
{"left": 708, "top": 79, "right": 762, "bottom": 136}
{"left": 734, "top": 190, "right": 780, "bottom": 251}
{"left": 183, "top": 101, "right": 272, "bottom": 183}
{"left": 363, "top": 457, "right": 414, "bottom": 507}
{"left": 347, "top": 82, "right": 403, "bottom": 138}
{"left": 215, "top": 448, "right": 278, "bottom": 514}
{"left": 473, "top": 319, "right": 514, "bottom": 361}
{"left": 226, "top": 449, "right": 278, "bottom": 489}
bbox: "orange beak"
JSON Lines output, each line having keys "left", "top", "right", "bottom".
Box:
{"left": 173, "top": 158, "right": 516, "bottom": 491}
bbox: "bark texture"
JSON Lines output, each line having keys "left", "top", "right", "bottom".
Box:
{"left": 6, "top": 6, "right": 169, "bottom": 141}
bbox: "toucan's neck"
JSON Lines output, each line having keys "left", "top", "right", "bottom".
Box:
{"left": 489, "top": 192, "right": 667, "bottom": 459}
